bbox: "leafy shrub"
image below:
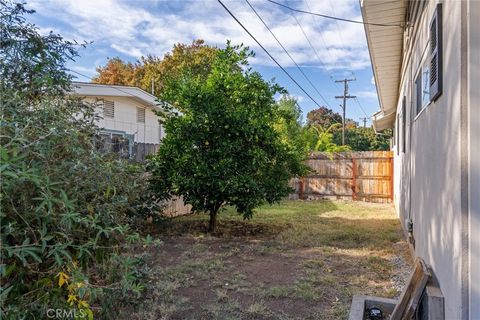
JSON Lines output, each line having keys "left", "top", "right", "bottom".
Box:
{"left": 148, "top": 42, "right": 307, "bottom": 233}
{"left": 0, "top": 2, "right": 157, "bottom": 318}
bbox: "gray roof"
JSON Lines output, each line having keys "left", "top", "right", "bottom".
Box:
{"left": 71, "top": 82, "right": 164, "bottom": 111}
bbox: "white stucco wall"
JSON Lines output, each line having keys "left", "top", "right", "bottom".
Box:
{"left": 85, "top": 96, "right": 163, "bottom": 144}
{"left": 468, "top": 1, "right": 480, "bottom": 318}
{"left": 392, "top": 1, "right": 465, "bottom": 318}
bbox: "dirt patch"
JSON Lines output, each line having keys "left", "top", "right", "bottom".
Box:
{"left": 236, "top": 253, "right": 298, "bottom": 286}
{"left": 120, "top": 201, "right": 412, "bottom": 320}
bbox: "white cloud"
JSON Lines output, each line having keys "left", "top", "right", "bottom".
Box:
{"left": 285, "top": 94, "right": 305, "bottom": 103}
{"left": 28, "top": 0, "right": 371, "bottom": 71}
{"left": 70, "top": 65, "right": 97, "bottom": 76}
{"left": 356, "top": 90, "right": 378, "bottom": 99}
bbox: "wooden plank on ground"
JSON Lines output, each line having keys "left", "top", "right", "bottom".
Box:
{"left": 390, "top": 258, "right": 431, "bottom": 320}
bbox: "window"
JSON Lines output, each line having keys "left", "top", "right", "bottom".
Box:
{"left": 421, "top": 66, "right": 430, "bottom": 107}
{"left": 415, "top": 66, "right": 430, "bottom": 115}
{"left": 137, "top": 107, "right": 145, "bottom": 123}
{"left": 414, "top": 4, "right": 443, "bottom": 116}
{"left": 103, "top": 100, "right": 114, "bottom": 118}
{"left": 95, "top": 131, "right": 133, "bottom": 158}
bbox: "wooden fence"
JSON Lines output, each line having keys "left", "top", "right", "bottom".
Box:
{"left": 289, "top": 151, "right": 393, "bottom": 203}
{"left": 132, "top": 143, "right": 159, "bottom": 162}
{"left": 162, "top": 196, "right": 192, "bottom": 217}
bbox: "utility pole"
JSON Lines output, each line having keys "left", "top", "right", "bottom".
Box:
{"left": 360, "top": 117, "right": 368, "bottom": 128}
{"left": 335, "top": 78, "right": 356, "bottom": 145}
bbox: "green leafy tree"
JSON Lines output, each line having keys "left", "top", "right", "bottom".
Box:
{"left": 274, "top": 95, "right": 307, "bottom": 155}
{"left": 304, "top": 124, "right": 351, "bottom": 152}
{"left": 1, "top": 3, "right": 156, "bottom": 318}
{"left": 333, "top": 127, "right": 392, "bottom": 151}
{"left": 305, "top": 107, "right": 391, "bottom": 151}
{"left": 93, "top": 40, "right": 218, "bottom": 101}
{"left": 148, "top": 43, "right": 306, "bottom": 232}
{"left": 306, "top": 106, "right": 343, "bottom": 128}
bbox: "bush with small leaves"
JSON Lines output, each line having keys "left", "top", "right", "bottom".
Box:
{"left": 0, "top": 2, "right": 157, "bottom": 318}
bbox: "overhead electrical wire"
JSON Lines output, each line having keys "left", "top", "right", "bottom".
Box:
{"left": 323, "top": 0, "right": 355, "bottom": 79}
{"left": 354, "top": 96, "right": 370, "bottom": 119}
{"left": 244, "top": 0, "right": 332, "bottom": 109}
{"left": 288, "top": 0, "right": 360, "bottom": 121}
{"left": 286, "top": 0, "right": 332, "bottom": 80}
{"left": 70, "top": 47, "right": 347, "bottom": 153}
{"left": 72, "top": 3, "right": 348, "bottom": 128}
{"left": 266, "top": 0, "right": 403, "bottom": 28}
{"left": 298, "top": 0, "right": 354, "bottom": 82}
{"left": 68, "top": 69, "right": 148, "bottom": 98}
{"left": 295, "top": 0, "right": 370, "bottom": 123}
{"left": 216, "top": 0, "right": 328, "bottom": 111}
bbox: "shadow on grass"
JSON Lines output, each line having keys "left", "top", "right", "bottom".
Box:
{"left": 154, "top": 199, "right": 340, "bottom": 237}
{"left": 150, "top": 200, "right": 401, "bottom": 251}
{"left": 156, "top": 219, "right": 290, "bottom": 238}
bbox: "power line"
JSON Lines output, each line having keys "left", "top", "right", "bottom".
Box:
{"left": 69, "top": 69, "right": 176, "bottom": 114}
{"left": 325, "top": 0, "right": 355, "bottom": 79}
{"left": 259, "top": 0, "right": 371, "bottom": 123}
{"left": 291, "top": 0, "right": 352, "bottom": 93}
{"left": 218, "top": 0, "right": 346, "bottom": 129}
{"left": 244, "top": 0, "right": 332, "bottom": 109}
{"left": 68, "top": 69, "right": 147, "bottom": 98}
{"left": 287, "top": 0, "right": 332, "bottom": 80}
{"left": 266, "top": 0, "right": 403, "bottom": 28}
{"left": 302, "top": 0, "right": 338, "bottom": 79}
{"left": 217, "top": 0, "right": 325, "bottom": 110}
{"left": 354, "top": 97, "right": 369, "bottom": 118}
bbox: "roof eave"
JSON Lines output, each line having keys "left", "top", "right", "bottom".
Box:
{"left": 70, "top": 82, "right": 163, "bottom": 111}
{"left": 361, "top": 0, "right": 407, "bottom": 127}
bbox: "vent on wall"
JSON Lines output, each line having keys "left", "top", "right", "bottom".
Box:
{"left": 137, "top": 107, "right": 146, "bottom": 123}
{"left": 103, "top": 100, "right": 114, "bottom": 118}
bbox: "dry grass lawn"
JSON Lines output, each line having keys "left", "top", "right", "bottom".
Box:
{"left": 123, "top": 200, "right": 412, "bottom": 320}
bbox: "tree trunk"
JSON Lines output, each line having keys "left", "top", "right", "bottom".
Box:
{"left": 208, "top": 209, "right": 218, "bottom": 233}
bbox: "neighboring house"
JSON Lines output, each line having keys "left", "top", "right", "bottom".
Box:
{"left": 362, "top": 1, "right": 479, "bottom": 319}
{"left": 71, "top": 82, "right": 165, "bottom": 160}
{"left": 72, "top": 81, "right": 191, "bottom": 215}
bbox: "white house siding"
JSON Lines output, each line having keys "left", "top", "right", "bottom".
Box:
{"left": 392, "top": 1, "right": 465, "bottom": 318}
{"left": 85, "top": 96, "right": 162, "bottom": 144}
{"left": 468, "top": 1, "right": 480, "bottom": 318}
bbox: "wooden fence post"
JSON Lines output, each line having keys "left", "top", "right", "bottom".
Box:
{"left": 351, "top": 156, "right": 356, "bottom": 201}
{"left": 390, "top": 155, "right": 394, "bottom": 201}
{"left": 299, "top": 177, "right": 305, "bottom": 200}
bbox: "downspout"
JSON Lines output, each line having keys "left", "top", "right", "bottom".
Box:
{"left": 460, "top": 0, "right": 470, "bottom": 318}
{"left": 407, "top": 59, "right": 414, "bottom": 250}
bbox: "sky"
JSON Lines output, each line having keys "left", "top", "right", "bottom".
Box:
{"left": 27, "top": 0, "right": 380, "bottom": 125}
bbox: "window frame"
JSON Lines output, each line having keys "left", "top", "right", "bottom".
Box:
{"left": 95, "top": 129, "right": 134, "bottom": 158}
{"left": 414, "top": 60, "right": 432, "bottom": 121}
